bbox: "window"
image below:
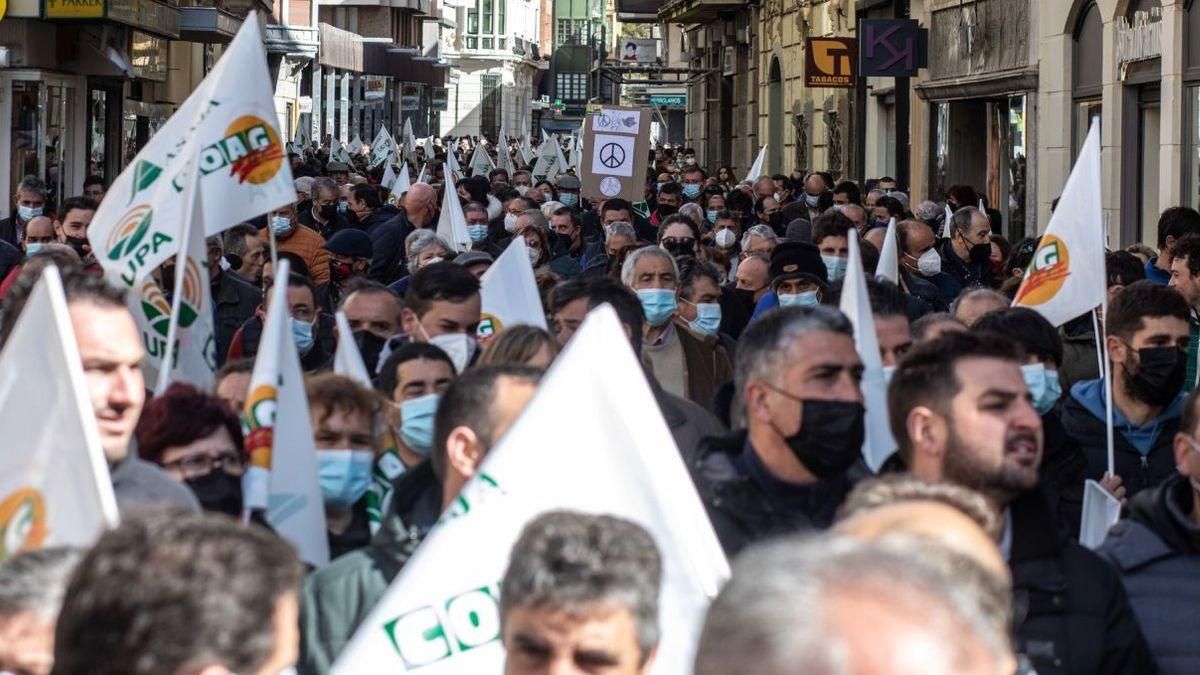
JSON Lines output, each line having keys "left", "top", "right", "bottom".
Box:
{"left": 480, "top": 73, "right": 501, "bottom": 140}
{"left": 467, "top": 0, "right": 508, "bottom": 49}
{"left": 556, "top": 72, "right": 587, "bottom": 102}
{"left": 557, "top": 19, "right": 573, "bottom": 46}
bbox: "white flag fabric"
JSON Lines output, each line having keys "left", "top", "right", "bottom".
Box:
{"left": 389, "top": 162, "right": 412, "bottom": 205}
{"left": 401, "top": 118, "right": 417, "bottom": 165}
{"left": 552, "top": 135, "right": 569, "bottom": 175}
{"left": 519, "top": 136, "right": 535, "bottom": 165}
{"left": 1080, "top": 479, "right": 1122, "bottom": 549}
{"left": 118, "top": 273, "right": 172, "bottom": 388}
{"left": 88, "top": 11, "right": 293, "bottom": 290}
{"left": 155, "top": 152, "right": 218, "bottom": 395}
{"left": 0, "top": 266, "right": 120, "bottom": 561}
{"left": 350, "top": 133, "right": 366, "bottom": 157}
{"left": 370, "top": 128, "right": 395, "bottom": 170}
{"left": 840, "top": 230, "right": 896, "bottom": 472}
{"left": 416, "top": 162, "right": 428, "bottom": 185}
{"left": 293, "top": 122, "right": 310, "bottom": 151}
{"left": 568, "top": 134, "right": 581, "bottom": 171}
{"left": 381, "top": 160, "right": 398, "bottom": 193}
{"left": 469, "top": 142, "right": 495, "bottom": 177}
{"left": 241, "top": 259, "right": 330, "bottom": 567}
{"left": 331, "top": 137, "right": 354, "bottom": 165}
{"left": 334, "top": 311, "right": 372, "bottom": 387}
{"left": 875, "top": 217, "right": 899, "bottom": 283}
{"left": 446, "top": 142, "right": 462, "bottom": 176}
{"left": 332, "top": 306, "right": 729, "bottom": 674}
{"left": 530, "top": 141, "right": 559, "bottom": 183}
{"left": 437, "top": 164, "right": 472, "bottom": 253}
{"left": 496, "top": 132, "right": 515, "bottom": 175}
{"left": 1013, "top": 123, "right": 1105, "bottom": 327}
{"left": 477, "top": 237, "right": 548, "bottom": 345}
{"left": 745, "top": 144, "right": 767, "bottom": 183}
{"left": 942, "top": 203, "right": 954, "bottom": 239}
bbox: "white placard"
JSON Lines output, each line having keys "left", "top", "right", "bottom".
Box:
{"left": 591, "top": 134, "right": 636, "bottom": 178}
{"left": 593, "top": 109, "right": 641, "bottom": 135}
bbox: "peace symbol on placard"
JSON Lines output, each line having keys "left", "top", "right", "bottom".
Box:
{"left": 599, "top": 143, "right": 626, "bottom": 169}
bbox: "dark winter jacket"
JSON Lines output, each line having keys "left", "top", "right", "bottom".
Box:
{"left": 211, "top": 269, "right": 262, "bottom": 367}
{"left": 1008, "top": 488, "right": 1156, "bottom": 675}
{"left": 1059, "top": 379, "right": 1182, "bottom": 498}
{"left": 358, "top": 206, "right": 404, "bottom": 284}
{"left": 1041, "top": 406, "right": 1088, "bottom": 540}
{"left": 1099, "top": 474, "right": 1200, "bottom": 675}
{"left": 936, "top": 238, "right": 994, "bottom": 290}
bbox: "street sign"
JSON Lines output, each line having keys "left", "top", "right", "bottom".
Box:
{"left": 804, "top": 37, "right": 857, "bottom": 88}
{"left": 648, "top": 94, "right": 687, "bottom": 107}
{"left": 581, "top": 105, "right": 650, "bottom": 204}
{"left": 858, "top": 19, "right": 927, "bottom": 78}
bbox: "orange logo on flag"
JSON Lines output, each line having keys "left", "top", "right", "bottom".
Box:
{"left": 1014, "top": 235, "right": 1071, "bottom": 306}
{"left": 242, "top": 384, "right": 278, "bottom": 470}
{"left": 0, "top": 488, "right": 47, "bottom": 560}
{"left": 476, "top": 313, "right": 503, "bottom": 343}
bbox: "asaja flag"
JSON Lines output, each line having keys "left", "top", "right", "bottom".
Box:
{"left": 241, "top": 259, "right": 330, "bottom": 567}
{"left": 0, "top": 266, "right": 119, "bottom": 561}
{"left": 840, "top": 229, "right": 896, "bottom": 472}
{"left": 332, "top": 306, "right": 728, "bottom": 674}
{"left": 875, "top": 217, "right": 899, "bottom": 283}
{"left": 88, "top": 11, "right": 294, "bottom": 290}
{"left": 745, "top": 144, "right": 767, "bottom": 183}
{"left": 333, "top": 310, "right": 372, "bottom": 387}
{"left": 469, "top": 141, "right": 494, "bottom": 177}
{"left": 156, "top": 150, "right": 218, "bottom": 395}
{"left": 389, "top": 162, "right": 412, "bottom": 205}
{"left": 1013, "top": 122, "right": 1105, "bottom": 327}
{"left": 370, "top": 128, "right": 395, "bottom": 170}
{"left": 478, "top": 237, "right": 548, "bottom": 345}
{"left": 437, "top": 164, "right": 472, "bottom": 253}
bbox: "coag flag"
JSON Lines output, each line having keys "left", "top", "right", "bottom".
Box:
{"left": 841, "top": 229, "right": 896, "bottom": 472}
{"left": 875, "top": 217, "right": 899, "bottom": 283}
{"left": 88, "top": 11, "right": 294, "bottom": 290}
{"left": 332, "top": 306, "right": 729, "bottom": 674}
{"left": 745, "top": 144, "right": 767, "bottom": 183}
{"left": 477, "top": 238, "right": 548, "bottom": 344}
{"left": 370, "top": 128, "right": 396, "bottom": 170}
{"left": 155, "top": 150, "right": 218, "bottom": 395}
{"left": 469, "top": 141, "right": 495, "bottom": 177}
{"left": 331, "top": 137, "right": 354, "bottom": 165}
{"left": 333, "top": 311, "right": 372, "bottom": 387}
{"left": 0, "top": 266, "right": 119, "bottom": 561}
{"left": 437, "top": 165, "right": 472, "bottom": 253}
{"left": 1012, "top": 123, "right": 1105, "bottom": 327}
{"left": 241, "top": 259, "right": 330, "bottom": 567}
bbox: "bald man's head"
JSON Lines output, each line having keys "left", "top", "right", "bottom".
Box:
{"left": 404, "top": 183, "right": 438, "bottom": 228}
{"left": 23, "top": 216, "right": 56, "bottom": 247}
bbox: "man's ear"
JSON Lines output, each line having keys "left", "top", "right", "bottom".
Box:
{"left": 401, "top": 307, "right": 419, "bottom": 337}
{"left": 906, "top": 406, "right": 947, "bottom": 478}
{"left": 445, "top": 425, "right": 484, "bottom": 480}
{"left": 743, "top": 382, "right": 772, "bottom": 426}
{"left": 1106, "top": 334, "right": 1128, "bottom": 368}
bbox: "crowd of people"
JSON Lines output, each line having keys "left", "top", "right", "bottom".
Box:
{"left": 5, "top": 132, "right": 1200, "bottom": 675}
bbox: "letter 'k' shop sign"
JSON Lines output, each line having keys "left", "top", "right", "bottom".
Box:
{"left": 858, "top": 19, "right": 928, "bottom": 78}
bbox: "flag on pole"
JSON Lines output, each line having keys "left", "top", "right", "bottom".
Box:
{"left": 293, "top": 122, "right": 310, "bottom": 152}
{"left": 0, "top": 266, "right": 120, "bottom": 561}
{"left": 331, "top": 137, "right": 354, "bottom": 165}
{"left": 942, "top": 204, "right": 954, "bottom": 239}
{"left": 389, "top": 162, "right": 412, "bottom": 205}
{"left": 552, "top": 135, "right": 569, "bottom": 175}
{"left": 477, "top": 237, "right": 548, "bottom": 344}
{"left": 519, "top": 136, "right": 535, "bottom": 165}
{"left": 1012, "top": 123, "right": 1105, "bottom": 327}
{"left": 241, "top": 259, "right": 330, "bottom": 567}
{"left": 840, "top": 229, "right": 896, "bottom": 472}
{"left": 332, "top": 305, "right": 728, "bottom": 674}
{"left": 437, "top": 164, "right": 472, "bottom": 253}
{"left": 155, "top": 148, "right": 218, "bottom": 395}
{"left": 568, "top": 133, "right": 581, "bottom": 171}
{"left": 496, "top": 132, "right": 515, "bottom": 175}
{"left": 118, "top": 274, "right": 172, "bottom": 389}
{"left": 745, "top": 144, "right": 767, "bottom": 183}
{"left": 350, "top": 133, "right": 367, "bottom": 157}
{"left": 530, "top": 141, "right": 559, "bottom": 183}
{"left": 416, "top": 162, "right": 429, "bottom": 185}
{"left": 875, "top": 217, "right": 899, "bottom": 284}
{"left": 333, "top": 311, "right": 372, "bottom": 387}
{"left": 87, "top": 11, "right": 294, "bottom": 290}
{"left": 370, "top": 128, "right": 396, "bottom": 170}
{"left": 468, "top": 142, "right": 495, "bottom": 177}
{"left": 401, "top": 118, "right": 417, "bottom": 165}
{"left": 446, "top": 142, "right": 462, "bottom": 177}
{"left": 381, "top": 159, "right": 397, "bottom": 193}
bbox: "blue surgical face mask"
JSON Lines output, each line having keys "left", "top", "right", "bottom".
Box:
{"left": 778, "top": 290, "right": 820, "bottom": 308}
{"left": 805, "top": 194, "right": 820, "bottom": 208}
{"left": 270, "top": 215, "right": 293, "bottom": 235}
{"left": 468, "top": 224, "right": 489, "bottom": 243}
{"left": 687, "top": 302, "right": 722, "bottom": 336}
{"left": 706, "top": 210, "right": 718, "bottom": 223}
{"left": 637, "top": 288, "right": 677, "bottom": 327}
{"left": 559, "top": 193, "right": 579, "bottom": 207}
{"left": 400, "top": 393, "right": 439, "bottom": 456}
{"left": 337, "top": 200, "right": 349, "bottom": 214}
{"left": 17, "top": 205, "right": 43, "bottom": 221}
{"left": 682, "top": 184, "right": 702, "bottom": 199}
{"left": 317, "top": 449, "right": 374, "bottom": 509}
{"left": 25, "top": 242, "right": 46, "bottom": 257}
{"left": 1021, "top": 363, "right": 1062, "bottom": 415}
{"left": 822, "top": 255, "right": 847, "bottom": 283}
{"left": 290, "top": 317, "right": 315, "bottom": 355}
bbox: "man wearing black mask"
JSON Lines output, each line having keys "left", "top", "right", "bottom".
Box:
{"left": 691, "top": 305, "right": 865, "bottom": 556}
{"left": 316, "top": 229, "right": 373, "bottom": 315}
{"left": 937, "top": 206, "right": 994, "bottom": 289}
{"left": 1061, "top": 280, "right": 1192, "bottom": 498}
{"left": 55, "top": 196, "right": 100, "bottom": 272}
{"left": 651, "top": 182, "right": 683, "bottom": 227}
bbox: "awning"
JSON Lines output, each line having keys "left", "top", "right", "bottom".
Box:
{"left": 615, "top": 0, "right": 661, "bottom": 22}
{"left": 178, "top": 7, "right": 242, "bottom": 43}
{"left": 389, "top": 50, "right": 447, "bottom": 87}
{"left": 319, "top": 23, "right": 363, "bottom": 72}
{"left": 915, "top": 68, "right": 1038, "bottom": 102}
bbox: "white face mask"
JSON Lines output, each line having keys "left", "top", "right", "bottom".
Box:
{"left": 516, "top": 185, "right": 530, "bottom": 196}
{"left": 915, "top": 248, "right": 942, "bottom": 277}
{"left": 527, "top": 246, "right": 541, "bottom": 266}
{"left": 714, "top": 228, "right": 736, "bottom": 249}
{"left": 504, "top": 213, "right": 518, "bottom": 233}
{"left": 420, "top": 324, "right": 477, "bottom": 373}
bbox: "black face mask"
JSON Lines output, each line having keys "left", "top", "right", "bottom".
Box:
{"left": 64, "top": 235, "right": 91, "bottom": 259}
{"left": 662, "top": 239, "right": 696, "bottom": 258}
{"left": 657, "top": 204, "right": 677, "bottom": 217}
{"left": 320, "top": 203, "right": 339, "bottom": 221}
{"left": 185, "top": 469, "right": 244, "bottom": 517}
{"left": 1124, "top": 346, "right": 1187, "bottom": 407}
{"left": 968, "top": 241, "right": 991, "bottom": 264}
{"left": 772, "top": 396, "right": 865, "bottom": 478}
{"left": 353, "top": 329, "right": 387, "bottom": 377}
{"left": 731, "top": 286, "right": 759, "bottom": 312}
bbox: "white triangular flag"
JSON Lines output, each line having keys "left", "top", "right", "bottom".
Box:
{"left": 519, "top": 136, "right": 535, "bottom": 165}
{"left": 334, "top": 311, "right": 372, "bottom": 387}
{"left": 552, "top": 135, "right": 569, "bottom": 175}
{"left": 437, "top": 164, "right": 472, "bottom": 253}
{"left": 942, "top": 203, "right": 954, "bottom": 239}
{"left": 331, "top": 137, "right": 353, "bottom": 165}
{"left": 293, "top": 122, "right": 310, "bottom": 151}
{"left": 370, "top": 128, "right": 395, "bottom": 170}
{"left": 978, "top": 198, "right": 986, "bottom": 212}
{"left": 332, "top": 305, "right": 729, "bottom": 673}
{"left": 401, "top": 118, "right": 417, "bottom": 164}
{"left": 541, "top": 127, "right": 551, "bottom": 144}
{"left": 241, "top": 259, "right": 330, "bottom": 567}
{"left": 840, "top": 229, "right": 896, "bottom": 472}
{"left": 469, "top": 142, "right": 495, "bottom": 177}
{"left": 389, "top": 162, "right": 412, "bottom": 205}
{"left": 117, "top": 272, "right": 171, "bottom": 388}
{"left": 1080, "top": 479, "right": 1122, "bottom": 549}
{"left": 1013, "top": 123, "right": 1105, "bottom": 327}
{"left": 568, "top": 134, "right": 581, "bottom": 170}
{"left": 875, "top": 217, "right": 899, "bottom": 283}
{"left": 381, "top": 159, "right": 397, "bottom": 193}
{"left": 416, "top": 162, "right": 428, "bottom": 185}
{"left": 446, "top": 142, "right": 462, "bottom": 176}
{"left": 0, "top": 265, "right": 120, "bottom": 560}
{"left": 350, "top": 133, "right": 367, "bottom": 156}
{"left": 745, "top": 144, "right": 767, "bottom": 183}
{"left": 531, "top": 140, "right": 559, "bottom": 183}
{"left": 156, "top": 148, "right": 217, "bottom": 395}
{"left": 88, "top": 11, "right": 294, "bottom": 289}
{"left": 477, "top": 238, "right": 548, "bottom": 344}
{"left": 497, "top": 132, "right": 515, "bottom": 175}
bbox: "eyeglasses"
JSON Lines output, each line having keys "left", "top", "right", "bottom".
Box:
{"left": 162, "top": 451, "right": 245, "bottom": 479}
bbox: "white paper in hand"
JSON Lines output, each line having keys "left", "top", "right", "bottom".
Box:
{"left": 1079, "top": 478, "right": 1122, "bottom": 549}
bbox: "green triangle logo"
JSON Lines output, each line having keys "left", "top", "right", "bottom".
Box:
{"left": 129, "top": 160, "right": 163, "bottom": 203}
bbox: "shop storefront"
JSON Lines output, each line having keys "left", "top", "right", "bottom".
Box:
{"left": 1117, "top": 0, "right": 1163, "bottom": 245}
{"left": 1183, "top": 2, "right": 1200, "bottom": 213}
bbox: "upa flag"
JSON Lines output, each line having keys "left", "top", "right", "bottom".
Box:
{"left": 841, "top": 230, "right": 896, "bottom": 472}
{"left": 469, "top": 141, "right": 494, "bottom": 177}
{"left": 875, "top": 217, "right": 899, "bottom": 283}
{"left": 334, "top": 311, "right": 373, "bottom": 387}
{"left": 477, "top": 237, "right": 548, "bottom": 344}
{"left": 156, "top": 150, "right": 218, "bottom": 395}
{"left": 88, "top": 11, "right": 294, "bottom": 291}
{"left": 437, "top": 164, "right": 472, "bottom": 253}
{"left": 370, "top": 128, "right": 395, "bottom": 170}
{"left": 332, "top": 306, "right": 728, "bottom": 674}
{"left": 120, "top": 273, "right": 172, "bottom": 389}
{"left": 241, "top": 259, "right": 330, "bottom": 567}
{"left": 0, "top": 266, "right": 120, "bottom": 561}
{"left": 1013, "top": 123, "right": 1105, "bottom": 327}
{"left": 745, "top": 144, "right": 767, "bottom": 183}
{"left": 389, "top": 162, "right": 412, "bottom": 205}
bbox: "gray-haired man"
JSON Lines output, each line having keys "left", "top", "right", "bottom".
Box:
{"left": 501, "top": 511, "right": 662, "bottom": 675}
{"left": 0, "top": 547, "right": 81, "bottom": 675}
